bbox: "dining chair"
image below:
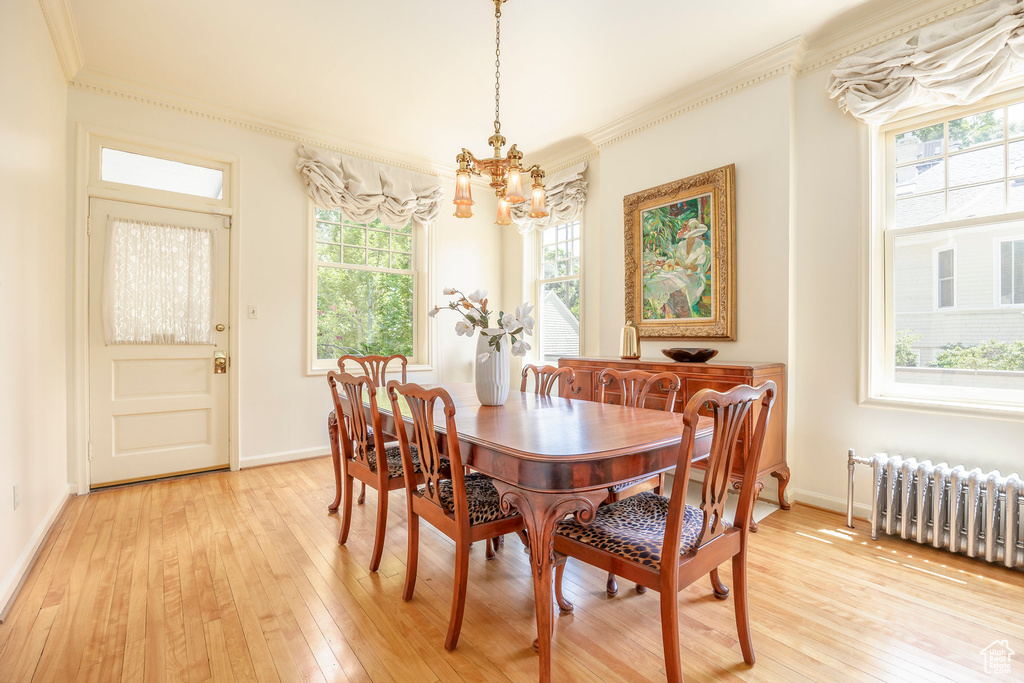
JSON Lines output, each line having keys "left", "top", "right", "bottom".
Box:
{"left": 386, "top": 381, "right": 527, "bottom": 651}
{"left": 520, "top": 364, "right": 576, "bottom": 397}
{"left": 327, "top": 370, "right": 429, "bottom": 572}
{"left": 552, "top": 381, "right": 777, "bottom": 683}
{"left": 596, "top": 367, "right": 682, "bottom": 595}
{"left": 327, "top": 354, "right": 408, "bottom": 512}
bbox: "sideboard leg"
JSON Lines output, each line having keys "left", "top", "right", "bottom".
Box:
{"left": 771, "top": 466, "right": 791, "bottom": 510}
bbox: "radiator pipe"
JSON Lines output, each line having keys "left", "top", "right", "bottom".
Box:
{"left": 847, "top": 448, "right": 875, "bottom": 528}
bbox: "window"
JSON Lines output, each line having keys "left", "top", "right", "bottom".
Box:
{"left": 875, "top": 94, "right": 1024, "bottom": 410}
{"left": 101, "top": 148, "right": 224, "bottom": 199}
{"left": 935, "top": 248, "right": 955, "bottom": 309}
{"left": 999, "top": 238, "right": 1024, "bottom": 305}
{"left": 536, "top": 220, "right": 581, "bottom": 362}
{"left": 313, "top": 209, "right": 418, "bottom": 366}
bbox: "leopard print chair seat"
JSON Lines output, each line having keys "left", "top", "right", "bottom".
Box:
{"left": 555, "top": 491, "right": 715, "bottom": 569}
{"left": 420, "top": 472, "right": 516, "bottom": 526}
{"left": 366, "top": 444, "right": 449, "bottom": 479}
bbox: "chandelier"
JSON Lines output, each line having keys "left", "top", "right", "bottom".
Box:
{"left": 453, "top": 0, "right": 548, "bottom": 225}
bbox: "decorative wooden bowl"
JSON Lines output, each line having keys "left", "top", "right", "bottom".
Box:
{"left": 660, "top": 348, "right": 719, "bottom": 363}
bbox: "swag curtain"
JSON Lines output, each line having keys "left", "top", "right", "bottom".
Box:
{"left": 103, "top": 217, "right": 216, "bottom": 345}
{"left": 511, "top": 162, "right": 588, "bottom": 234}
{"left": 827, "top": 0, "right": 1024, "bottom": 125}
{"left": 296, "top": 145, "right": 444, "bottom": 228}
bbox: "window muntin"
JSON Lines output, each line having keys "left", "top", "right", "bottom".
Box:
{"left": 880, "top": 96, "right": 1024, "bottom": 408}
{"left": 314, "top": 209, "right": 416, "bottom": 362}
{"left": 536, "top": 220, "right": 581, "bottom": 362}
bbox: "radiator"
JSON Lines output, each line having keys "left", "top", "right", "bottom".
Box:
{"left": 846, "top": 449, "right": 1024, "bottom": 569}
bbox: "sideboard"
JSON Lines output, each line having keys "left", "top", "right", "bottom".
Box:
{"left": 557, "top": 356, "right": 789, "bottom": 512}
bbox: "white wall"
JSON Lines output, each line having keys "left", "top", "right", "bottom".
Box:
{"left": 792, "top": 67, "right": 1024, "bottom": 513}
{"left": 594, "top": 77, "right": 794, "bottom": 366}
{"left": 66, "top": 88, "right": 503, "bottom": 471}
{"left": 0, "top": 0, "right": 71, "bottom": 611}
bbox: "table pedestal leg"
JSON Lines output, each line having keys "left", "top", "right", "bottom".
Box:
{"left": 493, "top": 483, "right": 608, "bottom": 683}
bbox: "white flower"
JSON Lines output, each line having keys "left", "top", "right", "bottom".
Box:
{"left": 467, "top": 289, "right": 488, "bottom": 303}
{"left": 501, "top": 312, "right": 519, "bottom": 334}
{"left": 455, "top": 320, "right": 474, "bottom": 337}
{"left": 477, "top": 352, "right": 491, "bottom": 363}
{"left": 443, "top": 287, "right": 457, "bottom": 295}
{"left": 427, "top": 306, "right": 440, "bottom": 318}
{"left": 512, "top": 339, "right": 531, "bottom": 357}
{"left": 515, "top": 302, "right": 534, "bottom": 320}
{"left": 515, "top": 301, "right": 535, "bottom": 335}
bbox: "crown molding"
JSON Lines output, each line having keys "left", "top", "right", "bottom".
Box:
{"left": 799, "top": 0, "right": 988, "bottom": 74}
{"left": 38, "top": 0, "right": 82, "bottom": 82}
{"left": 532, "top": 138, "right": 600, "bottom": 174}
{"left": 69, "top": 70, "right": 455, "bottom": 179}
{"left": 585, "top": 36, "right": 807, "bottom": 150}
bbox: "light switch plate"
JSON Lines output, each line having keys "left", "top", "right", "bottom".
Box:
{"left": 247, "top": 305, "right": 259, "bottom": 319}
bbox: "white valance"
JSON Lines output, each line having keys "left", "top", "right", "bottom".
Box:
{"left": 827, "top": 0, "right": 1024, "bottom": 125}
{"left": 296, "top": 145, "right": 444, "bottom": 228}
{"left": 512, "top": 162, "right": 588, "bottom": 234}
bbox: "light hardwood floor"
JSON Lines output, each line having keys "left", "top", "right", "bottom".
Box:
{"left": 1, "top": 456, "right": 1022, "bottom": 682}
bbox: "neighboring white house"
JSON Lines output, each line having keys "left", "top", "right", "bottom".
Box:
{"left": 539, "top": 290, "right": 580, "bottom": 362}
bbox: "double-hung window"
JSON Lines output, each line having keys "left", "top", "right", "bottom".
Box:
{"left": 536, "top": 220, "right": 582, "bottom": 361}
{"left": 874, "top": 94, "right": 1024, "bottom": 409}
{"left": 311, "top": 209, "right": 420, "bottom": 369}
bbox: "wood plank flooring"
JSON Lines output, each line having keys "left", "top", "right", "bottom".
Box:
{"left": 1, "top": 456, "right": 1022, "bottom": 682}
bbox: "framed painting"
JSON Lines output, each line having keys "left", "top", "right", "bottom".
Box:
{"left": 624, "top": 164, "right": 736, "bottom": 340}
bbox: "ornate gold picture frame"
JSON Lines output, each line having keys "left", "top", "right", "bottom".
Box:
{"left": 624, "top": 164, "right": 736, "bottom": 340}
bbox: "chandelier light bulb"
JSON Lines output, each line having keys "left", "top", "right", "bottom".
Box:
{"left": 529, "top": 182, "right": 548, "bottom": 219}
{"left": 454, "top": 170, "right": 474, "bottom": 206}
{"left": 505, "top": 166, "right": 526, "bottom": 203}
{"left": 495, "top": 196, "right": 513, "bottom": 225}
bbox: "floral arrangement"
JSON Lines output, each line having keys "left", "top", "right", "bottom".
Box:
{"left": 429, "top": 287, "right": 534, "bottom": 362}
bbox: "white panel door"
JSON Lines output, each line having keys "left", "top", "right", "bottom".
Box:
{"left": 89, "top": 198, "right": 230, "bottom": 486}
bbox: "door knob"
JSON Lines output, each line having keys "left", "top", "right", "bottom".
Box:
{"left": 214, "top": 351, "right": 227, "bottom": 373}
{"left": 216, "top": 323, "right": 226, "bottom": 331}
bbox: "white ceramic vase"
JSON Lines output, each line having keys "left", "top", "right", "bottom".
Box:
{"left": 475, "top": 333, "right": 510, "bottom": 406}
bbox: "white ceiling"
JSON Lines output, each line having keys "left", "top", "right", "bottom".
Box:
{"left": 68, "top": 0, "right": 876, "bottom": 167}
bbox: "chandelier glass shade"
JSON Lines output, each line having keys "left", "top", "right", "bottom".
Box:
{"left": 453, "top": 0, "right": 547, "bottom": 225}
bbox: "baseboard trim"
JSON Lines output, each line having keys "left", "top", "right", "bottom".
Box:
{"left": 239, "top": 446, "right": 330, "bottom": 469}
{"left": 791, "top": 487, "right": 870, "bottom": 519}
{"left": 0, "top": 485, "right": 74, "bottom": 623}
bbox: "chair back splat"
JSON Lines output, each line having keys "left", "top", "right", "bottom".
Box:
{"left": 387, "top": 382, "right": 468, "bottom": 521}
{"left": 666, "top": 382, "right": 777, "bottom": 555}
{"left": 339, "top": 353, "right": 408, "bottom": 387}
{"left": 327, "top": 371, "right": 386, "bottom": 468}
{"left": 596, "top": 368, "right": 681, "bottom": 411}
{"left": 520, "top": 364, "right": 576, "bottom": 397}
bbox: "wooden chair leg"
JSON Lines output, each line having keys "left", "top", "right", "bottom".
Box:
{"left": 444, "top": 540, "right": 471, "bottom": 651}
{"left": 554, "top": 556, "right": 574, "bottom": 613}
{"left": 338, "top": 475, "right": 354, "bottom": 545}
{"left": 710, "top": 567, "right": 730, "bottom": 599}
{"left": 368, "top": 487, "right": 388, "bottom": 572}
{"left": 606, "top": 572, "right": 618, "bottom": 597}
{"left": 485, "top": 539, "right": 496, "bottom": 560}
{"left": 327, "top": 414, "right": 342, "bottom": 513}
{"left": 403, "top": 512, "right": 420, "bottom": 601}
{"left": 660, "top": 587, "right": 683, "bottom": 683}
{"left": 733, "top": 549, "right": 755, "bottom": 665}
{"left": 635, "top": 583, "right": 647, "bottom": 594}
{"left": 357, "top": 482, "right": 366, "bottom": 505}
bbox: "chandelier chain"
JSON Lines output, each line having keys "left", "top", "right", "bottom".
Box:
{"left": 494, "top": 2, "right": 501, "bottom": 135}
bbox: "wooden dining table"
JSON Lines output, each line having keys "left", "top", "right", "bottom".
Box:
{"left": 340, "top": 382, "right": 713, "bottom": 682}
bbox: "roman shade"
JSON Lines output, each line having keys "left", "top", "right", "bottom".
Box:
{"left": 296, "top": 145, "right": 444, "bottom": 228}
{"left": 827, "top": 0, "right": 1024, "bottom": 125}
{"left": 512, "top": 162, "right": 588, "bottom": 234}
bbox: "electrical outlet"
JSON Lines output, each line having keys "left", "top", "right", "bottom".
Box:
{"left": 13, "top": 484, "right": 19, "bottom": 511}
{"left": 247, "top": 304, "right": 260, "bottom": 320}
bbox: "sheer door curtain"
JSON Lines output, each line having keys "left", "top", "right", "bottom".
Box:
{"left": 103, "top": 217, "right": 216, "bottom": 345}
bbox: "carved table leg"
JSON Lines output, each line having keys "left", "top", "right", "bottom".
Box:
{"left": 772, "top": 466, "right": 791, "bottom": 510}
{"left": 493, "top": 482, "right": 608, "bottom": 683}
{"left": 327, "top": 411, "right": 342, "bottom": 513}
{"left": 732, "top": 479, "right": 765, "bottom": 532}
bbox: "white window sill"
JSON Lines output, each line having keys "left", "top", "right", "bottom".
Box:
{"left": 861, "top": 394, "right": 1024, "bottom": 422}
{"left": 306, "top": 363, "right": 433, "bottom": 377}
